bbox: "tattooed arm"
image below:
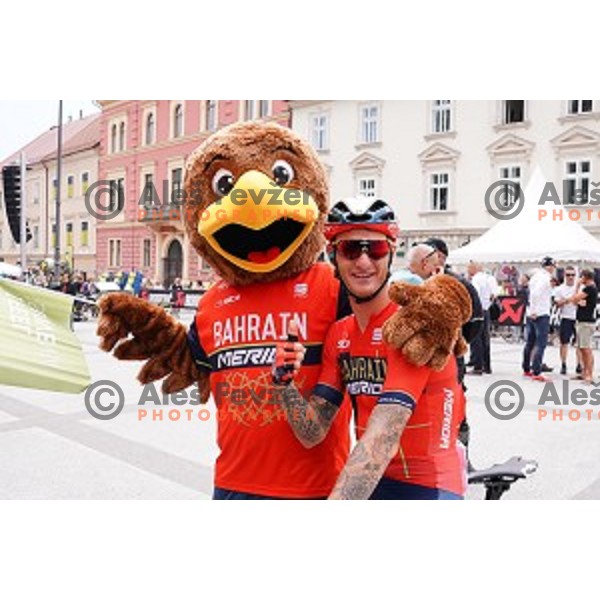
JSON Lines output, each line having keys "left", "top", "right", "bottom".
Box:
{"left": 278, "top": 385, "right": 340, "bottom": 449}
{"left": 329, "top": 404, "right": 412, "bottom": 500}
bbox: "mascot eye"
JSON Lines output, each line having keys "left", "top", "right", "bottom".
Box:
{"left": 212, "top": 169, "right": 236, "bottom": 197}
{"left": 272, "top": 160, "right": 294, "bottom": 186}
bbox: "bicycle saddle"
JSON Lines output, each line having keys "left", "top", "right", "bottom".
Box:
{"left": 468, "top": 456, "right": 538, "bottom": 485}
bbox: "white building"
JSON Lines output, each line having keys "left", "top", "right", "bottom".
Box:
{"left": 290, "top": 100, "right": 600, "bottom": 260}
{"left": 0, "top": 113, "right": 100, "bottom": 274}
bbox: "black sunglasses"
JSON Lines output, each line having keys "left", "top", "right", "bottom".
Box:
{"left": 334, "top": 239, "right": 391, "bottom": 261}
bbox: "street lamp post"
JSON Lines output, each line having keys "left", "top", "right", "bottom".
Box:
{"left": 54, "top": 100, "right": 63, "bottom": 278}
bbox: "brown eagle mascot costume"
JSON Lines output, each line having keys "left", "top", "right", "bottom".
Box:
{"left": 97, "top": 121, "right": 470, "bottom": 499}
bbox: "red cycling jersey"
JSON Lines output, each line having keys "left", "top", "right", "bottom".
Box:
{"left": 315, "top": 301, "right": 467, "bottom": 497}
{"left": 188, "top": 263, "right": 351, "bottom": 498}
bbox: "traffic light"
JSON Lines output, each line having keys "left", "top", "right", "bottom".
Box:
{"left": 2, "top": 165, "right": 32, "bottom": 244}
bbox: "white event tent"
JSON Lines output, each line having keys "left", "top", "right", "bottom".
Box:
{"left": 448, "top": 168, "right": 600, "bottom": 265}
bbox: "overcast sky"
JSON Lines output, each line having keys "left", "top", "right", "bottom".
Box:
{"left": 0, "top": 100, "right": 100, "bottom": 162}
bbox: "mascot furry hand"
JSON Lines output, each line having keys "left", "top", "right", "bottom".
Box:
{"left": 383, "top": 273, "right": 472, "bottom": 371}
{"left": 96, "top": 120, "right": 471, "bottom": 497}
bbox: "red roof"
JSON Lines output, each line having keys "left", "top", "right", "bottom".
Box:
{"left": 0, "top": 112, "right": 101, "bottom": 169}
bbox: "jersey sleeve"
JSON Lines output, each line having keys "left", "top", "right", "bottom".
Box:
{"left": 378, "top": 350, "right": 430, "bottom": 412}
{"left": 187, "top": 319, "right": 212, "bottom": 374}
{"left": 313, "top": 322, "right": 345, "bottom": 407}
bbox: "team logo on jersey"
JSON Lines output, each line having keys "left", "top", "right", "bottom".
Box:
{"left": 440, "top": 387, "right": 455, "bottom": 449}
{"left": 215, "top": 294, "right": 241, "bottom": 309}
{"left": 337, "top": 338, "right": 351, "bottom": 350}
{"left": 339, "top": 355, "right": 387, "bottom": 392}
{"left": 294, "top": 283, "right": 309, "bottom": 298}
{"left": 214, "top": 345, "right": 275, "bottom": 370}
{"left": 372, "top": 328, "right": 383, "bottom": 343}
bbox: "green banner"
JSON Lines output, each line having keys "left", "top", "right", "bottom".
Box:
{"left": 0, "top": 278, "right": 91, "bottom": 393}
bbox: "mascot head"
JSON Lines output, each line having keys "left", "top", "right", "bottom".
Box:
{"left": 184, "top": 121, "right": 329, "bottom": 286}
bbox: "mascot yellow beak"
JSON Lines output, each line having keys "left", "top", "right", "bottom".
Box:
{"left": 198, "top": 170, "right": 319, "bottom": 273}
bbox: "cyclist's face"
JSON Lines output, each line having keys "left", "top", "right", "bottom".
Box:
{"left": 334, "top": 230, "right": 391, "bottom": 298}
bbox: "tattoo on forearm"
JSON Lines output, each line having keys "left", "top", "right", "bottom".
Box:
{"left": 330, "top": 404, "right": 411, "bottom": 500}
{"left": 280, "top": 385, "right": 338, "bottom": 447}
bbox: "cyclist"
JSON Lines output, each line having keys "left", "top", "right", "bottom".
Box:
{"left": 273, "top": 197, "right": 471, "bottom": 499}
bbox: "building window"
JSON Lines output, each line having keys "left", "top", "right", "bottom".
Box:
{"left": 119, "top": 122, "right": 126, "bottom": 151}
{"left": 67, "top": 175, "right": 74, "bottom": 198}
{"left": 171, "top": 168, "right": 183, "bottom": 204}
{"left": 311, "top": 114, "right": 329, "bottom": 151}
{"left": 568, "top": 100, "right": 593, "bottom": 115}
{"left": 244, "top": 100, "right": 255, "bottom": 120}
{"left": 51, "top": 223, "right": 57, "bottom": 249}
{"left": 498, "top": 165, "right": 522, "bottom": 208}
{"left": 432, "top": 100, "right": 452, "bottom": 133}
{"left": 143, "top": 173, "right": 155, "bottom": 207}
{"left": 258, "top": 100, "right": 269, "bottom": 118}
{"left": 565, "top": 160, "right": 591, "bottom": 204}
{"left": 503, "top": 101, "right": 525, "bottom": 124}
{"left": 146, "top": 112, "right": 155, "bottom": 145}
{"left": 32, "top": 181, "right": 40, "bottom": 205}
{"left": 358, "top": 177, "right": 377, "bottom": 198}
{"left": 143, "top": 239, "right": 152, "bottom": 268}
{"left": 81, "top": 221, "right": 89, "bottom": 247}
{"left": 360, "top": 104, "right": 379, "bottom": 144}
{"left": 111, "top": 124, "right": 117, "bottom": 153}
{"left": 33, "top": 225, "right": 39, "bottom": 249}
{"left": 174, "top": 104, "right": 183, "bottom": 138}
{"left": 66, "top": 222, "right": 73, "bottom": 247}
{"left": 109, "top": 178, "right": 125, "bottom": 213}
{"left": 430, "top": 173, "right": 449, "bottom": 211}
{"left": 81, "top": 172, "right": 89, "bottom": 194}
{"left": 53, "top": 178, "right": 58, "bottom": 200}
{"left": 118, "top": 178, "right": 124, "bottom": 210}
{"left": 205, "top": 101, "right": 217, "bottom": 131}
{"left": 109, "top": 239, "right": 122, "bottom": 267}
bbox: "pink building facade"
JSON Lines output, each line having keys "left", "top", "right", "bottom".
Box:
{"left": 97, "top": 100, "right": 289, "bottom": 286}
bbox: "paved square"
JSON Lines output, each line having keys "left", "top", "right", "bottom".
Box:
{"left": 1, "top": 318, "right": 598, "bottom": 499}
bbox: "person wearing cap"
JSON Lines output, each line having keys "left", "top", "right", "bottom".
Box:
{"left": 424, "top": 238, "right": 484, "bottom": 349}
{"left": 424, "top": 237, "right": 449, "bottom": 269}
{"left": 522, "top": 257, "right": 556, "bottom": 382}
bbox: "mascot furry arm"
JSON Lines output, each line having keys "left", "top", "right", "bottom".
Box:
{"left": 97, "top": 294, "right": 206, "bottom": 395}
{"left": 383, "top": 273, "right": 472, "bottom": 370}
